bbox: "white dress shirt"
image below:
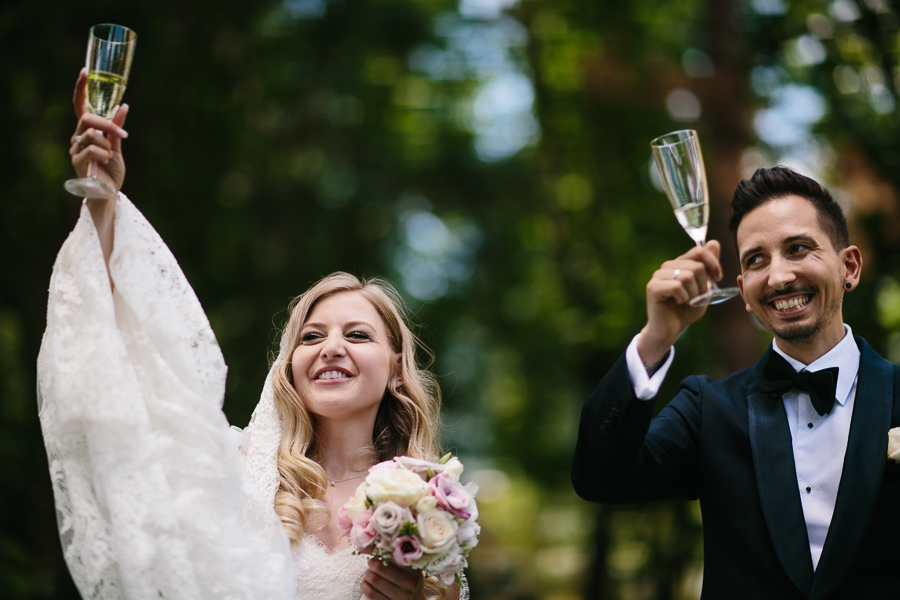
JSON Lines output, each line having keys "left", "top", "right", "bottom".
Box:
{"left": 625, "top": 325, "right": 860, "bottom": 570}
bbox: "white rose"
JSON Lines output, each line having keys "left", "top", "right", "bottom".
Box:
{"left": 417, "top": 509, "right": 458, "bottom": 554}
{"left": 888, "top": 427, "right": 900, "bottom": 462}
{"left": 463, "top": 482, "right": 479, "bottom": 521}
{"left": 441, "top": 457, "right": 464, "bottom": 482}
{"left": 366, "top": 465, "right": 430, "bottom": 506}
{"left": 456, "top": 518, "right": 481, "bottom": 550}
{"left": 424, "top": 548, "right": 466, "bottom": 585}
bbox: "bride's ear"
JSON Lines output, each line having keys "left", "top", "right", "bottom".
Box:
{"left": 393, "top": 354, "right": 402, "bottom": 388}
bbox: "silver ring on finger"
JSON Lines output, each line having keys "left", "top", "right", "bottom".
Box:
{"left": 74, "top": 135, "right": 85, "bottom": 149}
{"left": 672, "top": 268, "right": 681, "bottom": 280}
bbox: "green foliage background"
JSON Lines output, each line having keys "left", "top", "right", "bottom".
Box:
{"left": 3, "top": 0, "right": 900, "bottom": 598}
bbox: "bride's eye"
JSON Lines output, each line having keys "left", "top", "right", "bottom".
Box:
{"left": 347, "top": 331, "right": 372, "bottom": 341}
{"left": 300, "top": 331, "right": 323, "bottom": 343}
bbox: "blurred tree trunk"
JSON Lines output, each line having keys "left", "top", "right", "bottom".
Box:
{"left": 701, "top": 0, "right": 763, "bottom": 375}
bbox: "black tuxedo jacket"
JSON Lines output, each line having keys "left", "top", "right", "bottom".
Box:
{"left": 572, "top": 336, "right": 900, "bottom": 599}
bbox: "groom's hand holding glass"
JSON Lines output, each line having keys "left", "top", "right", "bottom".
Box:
{"left": 636, "top": 239, "right": 725, "bottom": 371}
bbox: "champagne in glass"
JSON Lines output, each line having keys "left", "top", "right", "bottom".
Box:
{"left": 650, "top": 129, "right": 739, "bottom": 306}
{"left": 64, "top": 24, "right": 136, "bottom": 199}
{"left": 86, "top": 70, "right": 128, "bottom": 118}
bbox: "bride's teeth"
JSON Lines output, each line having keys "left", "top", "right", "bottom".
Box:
{"left": 318, "top": 371, "right": 346, "bottom": 380}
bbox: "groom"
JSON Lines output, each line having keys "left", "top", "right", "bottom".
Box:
{"left": 573, "top": 166, "right": 900, "bottom": 598}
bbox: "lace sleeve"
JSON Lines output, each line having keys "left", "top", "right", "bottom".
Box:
{"left": 37, "top": 194, "right": 295, "bottom": 599}
{"left": 459, "top": 571, "right": 470, "bottom": 600}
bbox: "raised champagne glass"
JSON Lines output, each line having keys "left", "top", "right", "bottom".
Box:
{"left": 650, "top": 129, "right": 739, "bottom": 306}
{"left": 64, "top": 24, "right": 137, "bottom": 199}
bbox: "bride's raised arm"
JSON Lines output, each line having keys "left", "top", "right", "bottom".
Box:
{"left": 67, "top": 68, "right": 130, "bottom": 276}
{"left": 38, "top": 72, "right": 297, "bottom": 600}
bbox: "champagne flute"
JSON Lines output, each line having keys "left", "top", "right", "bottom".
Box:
{"left": 650, "top": 129, "right": 739, "bottom": 306}
{"left": 64, "top": 24, "right": 137, "bottom": 199}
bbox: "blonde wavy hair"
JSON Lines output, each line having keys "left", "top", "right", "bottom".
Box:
{"left": 270, "top": 272, "right": 443, "bottom": 545}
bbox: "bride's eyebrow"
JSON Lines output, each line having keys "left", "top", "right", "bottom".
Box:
{"left": 301, "top": 320, "right": 377, "bottom": 330}
{"left": 344, "top": 320, "right": 378, "bottom": 331}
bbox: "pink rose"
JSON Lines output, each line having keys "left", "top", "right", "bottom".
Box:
{"left": 430, "top": 473, "right": 472, "bottom": 519}
{"left": 371, "top": 501, "right": 412, "bottom": 539}
{"left": 392, "top": 456, "right": 436, "bottom": 479}
{"left": 349, "top": 510, "right": 376, "bottom": 550}
{"left": 337, "top": 503, "right": 352, "bottom": 534}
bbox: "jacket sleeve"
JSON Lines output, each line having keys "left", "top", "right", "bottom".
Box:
{"left": 572, "top": 353, "right": 703, "bottom": 503}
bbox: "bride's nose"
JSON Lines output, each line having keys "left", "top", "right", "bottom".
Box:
{"left": 320, "top": 331, "right": 346, "bottom": 358}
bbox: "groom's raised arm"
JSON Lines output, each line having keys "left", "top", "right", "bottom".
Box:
{"left": 571, "top": 241, "right": 724, "bottom": 502}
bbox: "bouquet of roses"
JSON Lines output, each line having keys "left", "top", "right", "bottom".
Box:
{"left": 338, "top": 453, "right": 480, "bottom": 586}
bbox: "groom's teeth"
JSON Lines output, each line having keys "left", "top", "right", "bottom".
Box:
{"left": 774, "top": 297, "right": 808, "bottom": 311}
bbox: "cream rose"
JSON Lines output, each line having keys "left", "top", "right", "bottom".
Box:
{"left": 888, "top": 427, "right": 900, "bottom": 463}
{"left": 365, "top": 464, "right": 430, "bottom": 506}
{"left": 417, "top": 508, "right": 458, "bottom": 554}
{"left": 416, "top": 495, "right": 438, "bottom": 514}
{"left": 343, "top": 482, "right": 369, "bottom": 521}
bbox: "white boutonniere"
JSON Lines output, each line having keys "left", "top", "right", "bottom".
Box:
{"left": 888, "top": 428, "right": 900, "bottom": 463}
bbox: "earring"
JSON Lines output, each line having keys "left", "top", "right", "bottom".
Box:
{"left": 845, "top": 282, "right": 852, "bottom": 290}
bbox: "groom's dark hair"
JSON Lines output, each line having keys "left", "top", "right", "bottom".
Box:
{"left": 728, "top": 166, "right": 849, "bottom": 251}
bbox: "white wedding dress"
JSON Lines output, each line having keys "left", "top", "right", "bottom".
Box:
{"left": 37, "top": 194, "right": 370, "bottom": 599}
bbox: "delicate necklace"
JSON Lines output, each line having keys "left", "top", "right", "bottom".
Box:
{"left": 329, "top": 472, "right": 366, "bottom": 487}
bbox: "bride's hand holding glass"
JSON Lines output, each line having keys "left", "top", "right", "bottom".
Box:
{"left": 69, "top": 68, "right": 130, "bottom": 200}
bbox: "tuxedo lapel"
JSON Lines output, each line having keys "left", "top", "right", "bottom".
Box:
{"left": 808, "top": 339, "right": 894, "bottom": 599}
{"left": 748, "top": 350, "right": 813, "bottom": 595}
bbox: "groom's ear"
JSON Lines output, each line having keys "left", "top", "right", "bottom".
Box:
{"left": 736, "top": 275, "right": 751, "bottom": 314}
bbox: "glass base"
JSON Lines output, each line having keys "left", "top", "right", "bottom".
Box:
{"left": 64, "top": 176, "right": 116, "bottom": 199}
{"left": 689, "top": 285, "right": 740, "bottom": 307}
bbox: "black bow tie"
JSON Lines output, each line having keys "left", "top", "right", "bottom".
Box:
{"left": 762, "top": 352, "right": 839, "bottom": 416}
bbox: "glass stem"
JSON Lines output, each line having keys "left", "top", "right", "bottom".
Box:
{"left": 695, "top": 240, "right": 717, "bottom": 291}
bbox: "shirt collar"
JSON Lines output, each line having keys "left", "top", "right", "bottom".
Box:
{"left": 772, "top": 325, "right": 860, "bottom": 406}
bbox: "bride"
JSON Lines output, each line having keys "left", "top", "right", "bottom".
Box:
{"left": 37, "top": 69, "right": 466, "bottom": 600}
